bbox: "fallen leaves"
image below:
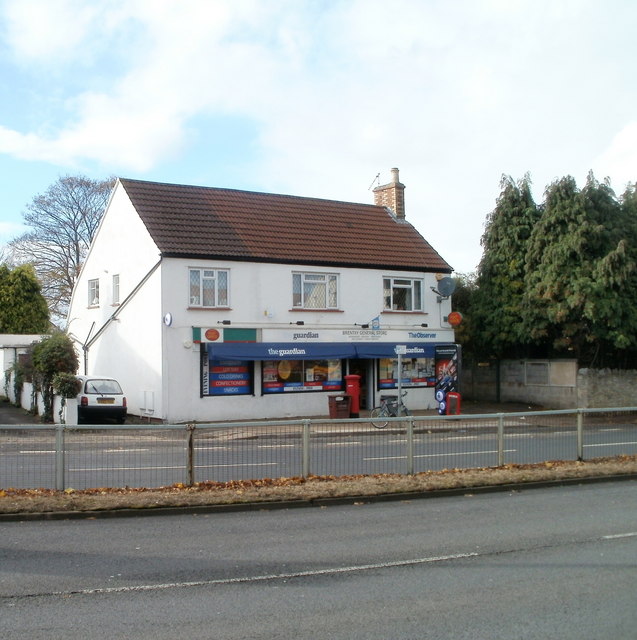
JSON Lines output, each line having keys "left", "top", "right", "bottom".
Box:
{"left": 0, "top": 455, "right": 635, "bottom": 515}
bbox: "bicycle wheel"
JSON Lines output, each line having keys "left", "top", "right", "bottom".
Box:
{"left": 370, "top": 406, "right": 388, "bottom": 429}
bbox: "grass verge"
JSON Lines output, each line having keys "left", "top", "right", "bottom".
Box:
{"left": 1, "top": 455, "right": 636, "bottom": 515}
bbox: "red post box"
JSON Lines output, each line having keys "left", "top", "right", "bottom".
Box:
{"left": 344, "top": 374, "right": 361, "bottom": 417}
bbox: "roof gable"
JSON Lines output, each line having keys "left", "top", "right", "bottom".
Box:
{"left": 118, "top": 178, "right": 452, "bottom": 272}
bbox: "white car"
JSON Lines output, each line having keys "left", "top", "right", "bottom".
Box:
{"left": 77, "top": 375, "right": 127, "bottom": 424}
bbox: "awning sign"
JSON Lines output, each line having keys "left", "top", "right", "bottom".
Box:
{"left": 205, "top": 342, "right": 450, "bottom": 361}
{"left": 207, "top": 342, "right": 357, "bottom": 361}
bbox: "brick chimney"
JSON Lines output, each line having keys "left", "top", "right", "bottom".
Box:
{"left": 373, "top": 167, "right": 405, "bottom": 219}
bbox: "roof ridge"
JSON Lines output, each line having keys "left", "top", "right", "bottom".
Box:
{"left": 118, "top": 177, "right": 385, "bottom": 211}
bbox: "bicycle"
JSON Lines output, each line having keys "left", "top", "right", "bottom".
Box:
{"left": 370, "top": 391, "right": 411, "bottom": 428}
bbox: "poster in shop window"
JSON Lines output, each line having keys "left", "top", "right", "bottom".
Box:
{"left": 377, "top": 357, "right": 436, "bottom": 389}
{"left": 262, "top": 359, "right": 343, "bottom": 393}
{"left": 207, "top": 359, "right": 253, "bottom": 396}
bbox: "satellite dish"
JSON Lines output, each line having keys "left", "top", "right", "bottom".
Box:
{"left": 436, "top": 277, "right": 456, "bottom": 298}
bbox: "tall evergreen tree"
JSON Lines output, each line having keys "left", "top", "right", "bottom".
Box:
{"left": 472, "top": 174, "right": 539, "bottom": 358}
{"left": 0, "top": 263, "right": 50, "bottom": 333}
{"left": 523, "top": 173, "right": 637, "bottom": 365}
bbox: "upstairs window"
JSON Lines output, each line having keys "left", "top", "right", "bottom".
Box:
{"left": 383, "top": 277, "right": 423, "bottom": 311}
{"left": 189, "top": 268, "right": 229, "bottom": 307}
{"left": 88, "top": 279, "right": 100, "bottom": 307}
{"left": 293, "top": 272, "right": 339, "bottom": 309}
{"left": 112, "top": 274, "right": 120, "bottom": 305}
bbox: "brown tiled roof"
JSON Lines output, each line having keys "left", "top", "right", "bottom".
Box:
{"left": 118, "top": 178, "right": 452, "bottom": 273}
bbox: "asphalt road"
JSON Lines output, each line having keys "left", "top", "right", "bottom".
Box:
{"left": 2, "top": 422, "right": 636, "bottom": 489}
{"left": 1, "top": 480, "right": 636, "bottom": 639}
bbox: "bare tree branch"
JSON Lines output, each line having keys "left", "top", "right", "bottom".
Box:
{"left": 8, "top": 175, "right": 116, "bottom": 324}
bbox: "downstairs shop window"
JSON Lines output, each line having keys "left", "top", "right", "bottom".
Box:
{"left": 262, "top": 359, "right": 343, "bottom": 393}
{"left": 203, "top": 358, "right": 253, "bottom": 396}
{"left": 378, "top": 357, "right": 436, "bottom": 389}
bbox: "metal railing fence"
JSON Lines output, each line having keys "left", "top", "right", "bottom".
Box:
{"left": 1, "top": 408, "right": 636, "bottom": 491}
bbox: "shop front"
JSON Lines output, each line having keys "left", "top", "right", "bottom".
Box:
{"left": 194, "top": 327, "right": 459, "bottom": 414}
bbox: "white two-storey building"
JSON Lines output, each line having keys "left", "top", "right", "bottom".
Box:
{"left": 67, "top": 168, "right": 458, "bottom": 422}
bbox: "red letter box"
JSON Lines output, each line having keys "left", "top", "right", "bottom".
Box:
{"left": 344, "top": 374, "right": 361, "bottom": 418}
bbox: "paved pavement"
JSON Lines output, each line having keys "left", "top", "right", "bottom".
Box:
{"left": 0, "top": 396, "right": 544, "bottom": 426}
{"left": 0, "top": 399, "right": 42, "bottom": 424}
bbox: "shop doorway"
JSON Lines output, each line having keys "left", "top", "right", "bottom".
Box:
{"left": 346, "top": 359, "right": 372, "bottom": 410}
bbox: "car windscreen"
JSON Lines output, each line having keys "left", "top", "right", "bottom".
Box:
{"left": 84, "top": 379, "right": 123, "bottom": 394}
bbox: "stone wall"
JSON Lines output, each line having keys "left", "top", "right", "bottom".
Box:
{"left": 577, "top": 368, "right": 637, "bottom": 408}
{"left": 463, "top": 359, "right": 578, "bottom": 409}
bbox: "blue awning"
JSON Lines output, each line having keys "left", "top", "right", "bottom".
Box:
{"left": 206, "top": 342, "right": 451, "bottom": 361}
{"left": 354, "top": 343, "right": 436, "bottom": 358}
{"left": 207, "top": 342, "right": 357, "bottom": 361}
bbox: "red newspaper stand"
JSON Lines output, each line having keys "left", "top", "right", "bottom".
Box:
{"left": 328, "top": 394, "right": 352, "bottom": 419}
{"left": 446, "top": 391, "right": 462, "bottom": 415}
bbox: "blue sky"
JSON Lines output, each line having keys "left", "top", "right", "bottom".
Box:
{"left": 1, "top": 0, "right": 636, "bottom": 274}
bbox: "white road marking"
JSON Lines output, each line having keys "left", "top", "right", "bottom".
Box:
{"left": 23, "top": 551, "right": 481, "bottom": 598}
{"left": 19, "top": 450, "right": 55, "bottom": 454}
{"left": 364, "top": 449, "right": 516, "bottom": 461}
{"left": 69, "top": 462, "right": 280, "bottom": 472}
{"left": 584, "top": 442, "right": 637, "bottom": 448}
{"left": 195, "top": 462, "right": 278, "bottom": 469}
{"left": 7, "top": 532, "right": 633, "bottom": 600}
{"left": 326, "top": 442, "right": 362, "bottom": 447}
{"left": 257, "top": 444, "right": 296, "bottom": 449}
{"left": 69, "top": 465, "right": 187, "bottom": 472}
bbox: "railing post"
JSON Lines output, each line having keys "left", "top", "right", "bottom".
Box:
{"left": 55, "top": 423, "right": 65, "bottom": 491}
{"left": 186, "top": 424, "right": 196, "bottom": 486}
{"left": 302, "top": 420, "right": 311, "bottom": 478}
{"left": 577, "top": 410, "right": 584, "bottom": 461}
{"left": 406, "top": 415, "right": 414, "bottom": 475}
{"left": 497, "top": 414, "right": 504, "bottom": 467}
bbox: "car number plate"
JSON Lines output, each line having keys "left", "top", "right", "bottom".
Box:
{"left": 97, "top": 398, "right": 115, "bottom": 404}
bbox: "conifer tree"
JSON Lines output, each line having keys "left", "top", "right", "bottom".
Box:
{"left": 523, "top": 173, "right": 637, "bottom": 364}
{"left": 0, "top": 263, "right": 50, "bottom": 333}
{"left": 473, "top": 174, "right": 539, "bottom": 358}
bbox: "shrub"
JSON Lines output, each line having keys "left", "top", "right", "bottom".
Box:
{"left": 31, "top": 333, "right": 79, "bottom": 422}
{"left": 53, "top": 372, "right": 81, "bottom": 398}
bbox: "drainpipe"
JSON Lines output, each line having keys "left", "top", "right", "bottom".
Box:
{"left": 83, "top": 323, "right": 95, "bottom": 375}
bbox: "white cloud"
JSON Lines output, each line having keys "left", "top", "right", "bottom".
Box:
{"left": 0, "top": 0, "right": 284, "bottom": 170}
{"left": 2, "top": 0, "right": 103, "bottom": 64}
{"left": 1, "top": 0, "right": 637, "bottom": 272}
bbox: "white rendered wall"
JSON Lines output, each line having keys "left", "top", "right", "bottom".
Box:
{"left": 159, "top": 258, "right": 455, "bottom": 422}
{"left": 160, "top": 258, "right": 453, "bottom": 329}
{"left": 66, "top": 183, "right": 164, "bottom": 417}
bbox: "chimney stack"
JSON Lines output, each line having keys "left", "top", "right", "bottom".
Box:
{"left": 373, "top": 167, "right": 405, "bottom": 219}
